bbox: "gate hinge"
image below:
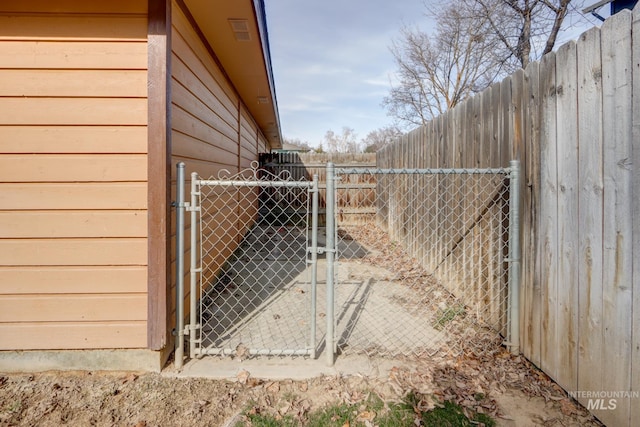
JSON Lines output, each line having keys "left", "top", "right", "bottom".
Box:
{"left": 172, "top": 201, "right": 193, "bottom": 209}
{"left": 185, "top": 202, "right": 201, "bottom": 212}
{"left": 184, "top": 323, "right": 201, "bottom": 336}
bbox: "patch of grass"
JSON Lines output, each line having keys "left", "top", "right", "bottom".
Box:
{"left": 3, "top": 400, "right": 22, "bottom": 414}
{"left": 281, "top": 391, "right": 298, "bottom": 403}
{"left": 235, "top": 400, "right": 299, "bottom": 427}
{"left": 375, "top": 402, "right": 415, "bottom": 427}
{"left": 474, "top": 412, "right": 496, "bottom": 426}
{"left": 364, "top": 393, "right": 385, "bottom": 411}
{"left": 239, "top": 413, "right": 298, "bottom": 427}
{"left": 306, "top": 402, "right": 353, "bottom": 427}
{"left": 433, "top": 304, "right": 466, "bottom": 330}
{"left": 422, "top": 400, "right": 468, "bottom": 426}
{"left": 421, "top": 400, "right": 495, "bottom": 427}
{"left": 235, "top": 392, "right": 495, "bottom": 427}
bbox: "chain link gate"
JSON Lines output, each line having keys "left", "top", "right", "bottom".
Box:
{"left": 175, "top": 160, "right": 520, "bottom": 367}
{"left": 174, "top": 162, "right": 326, "bottom": 366}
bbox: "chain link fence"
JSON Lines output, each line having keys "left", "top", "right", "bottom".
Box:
{"left": 332, "top": 167, "right": 516, "bottom": 358}
{"left": 175, "top": 161, "right": 520, "bottom": 365}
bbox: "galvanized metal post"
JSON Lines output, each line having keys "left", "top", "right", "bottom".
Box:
{"left": 508, "top": 160, "right": 521, "bottom": 354}
{"left": 309, "top": 174, "right": 319, "bottom": 359}
{"left": 175, "top": 163, "right": 186, "bottom": 369}
{"left": 189, "top": 172, "right": 199, "bottom": 359}
{"left": 325, "top": 163, "right": 336, "bottom": 366}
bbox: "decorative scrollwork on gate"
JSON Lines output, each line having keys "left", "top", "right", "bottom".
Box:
{"left": 211, "top": 160, "right": 308, "bottom": 183}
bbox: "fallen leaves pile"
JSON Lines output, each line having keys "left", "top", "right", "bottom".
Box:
{"left": 228, "top": 343, "right": 602, "bottom": 426}
{"left": 339, "top": 225, "right": 441, "bottom": 287}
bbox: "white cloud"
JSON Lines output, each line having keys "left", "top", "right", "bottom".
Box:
{"left": 363, "top": 75, "right": 392, "bottom": 87}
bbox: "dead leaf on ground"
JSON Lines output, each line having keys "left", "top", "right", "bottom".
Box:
{"left": 265, "top": 381, "right": 280, "bottom": 393}
{"left": 122, "top": 373, "right": 139, "bottom": 384}
{"left": 247, "top": 377, "right": 262, "bottom": 387}
{"left": 278, "top": 401, "right": 291, "bottom": 415}
{"left": 356, "top": 410, "right": 376, "bottom": 422}
{"left": 298, "top": 399, "right": 311, "bottom": 412}
{"left": 560, "top": 398, "right": 579, "bottom": 416}
{"left": 236, "top": 369, "right": 250, "bottom": 385}
{"left": 235, "top": 343, "right": 250, "bottom": 361}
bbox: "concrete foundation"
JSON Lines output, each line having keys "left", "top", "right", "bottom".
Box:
{"left": 165, "top": 353, "right": 411, "bottom": 381}
{"left": 0, "top": 348, "right": 170, "bottom": 373}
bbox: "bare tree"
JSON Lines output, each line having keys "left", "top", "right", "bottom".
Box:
{"left": 361, "top": 125, "right": 403, "bottom": 153}
{"left": 463, "top": 0, "right": 575, "bottom": 69}
{"left": 383, "top": 2, "right": 505, "bottom": 128}
{"left": 323, "top": 127, "right": 360, "bottom": 153}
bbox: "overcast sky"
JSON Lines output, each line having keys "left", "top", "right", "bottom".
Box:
{"left": 265, "top": 0, "right": 434, "bottom": 147}
{"left": 265, "top": 0, "right": 601, "bottom": 148}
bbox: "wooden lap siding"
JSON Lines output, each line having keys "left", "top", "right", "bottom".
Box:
{"left": 0, "top": 1, "right": 149, "bottom": 349}
{"left": 169, "top": 0, "right": 270, "bottom": 324}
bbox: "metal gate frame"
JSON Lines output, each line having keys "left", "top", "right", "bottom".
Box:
{"left": 174, "top": 162, "right": 329, "bottom": 368}
{"left": 175, "top": 160, "right": 521, "bottom": 368}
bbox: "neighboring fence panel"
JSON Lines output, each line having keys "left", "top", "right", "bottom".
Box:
{"left": 260, "top": 152, "right": 376, "bottom": 225}
{"left": 376, "top": 9, "right": 639, "bottom": 426}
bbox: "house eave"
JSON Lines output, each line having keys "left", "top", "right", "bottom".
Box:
{"left": 181, "top": 0, "right": 282, "bottom": 149}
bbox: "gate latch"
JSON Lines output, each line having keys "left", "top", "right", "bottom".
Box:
{"left": 309, "top": 247, "right": 336, "bottom": 255}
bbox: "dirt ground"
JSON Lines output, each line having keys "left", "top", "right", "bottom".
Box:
{"left": 0, "top": 343, "right": 602, "bottom": 427}
{"left": 0, "top": 224, "right": 604, "bottom": 426}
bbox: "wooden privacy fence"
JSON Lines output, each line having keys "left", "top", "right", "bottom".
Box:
{"left": 377, "top": 9, "right": 640, "bottom": 427}
{"left": 259, "top": 152, "right": 376, "bottom": 224}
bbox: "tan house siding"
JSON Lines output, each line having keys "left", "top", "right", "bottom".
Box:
{"left": 258, "top": 134, "right": 269, "bottom": 154}
{"left": 169, "top": 0, "right": 271, "bottom": 323}
{"left": 239, "top": 110, "right": 261, "bottom": 228}
{"left": 171, "top": 3, "right": 241, "bottom": 176}
{"left": 0, "top": 0, "right": 149, "bottom": 350}
{"left": 240, "top": 109, "right": 260, "bottom": 169}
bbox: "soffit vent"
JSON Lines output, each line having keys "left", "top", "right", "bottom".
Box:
{"left": 228, "top": 19, "right": 251, "bottom": 41}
